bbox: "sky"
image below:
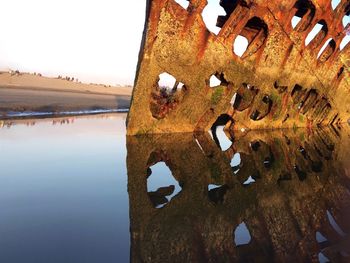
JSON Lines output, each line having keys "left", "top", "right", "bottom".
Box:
{"left": 0, "top": 0, "right": 348, "bottom": 86}
{"left": 0, "top": 0, "right": 147, "bottom": 85}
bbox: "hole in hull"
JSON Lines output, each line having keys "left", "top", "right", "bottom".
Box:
{"left": 343, "top": 14, "right": 350, "bottom": 28}
{"left": 208, "top": 72, "right": 228, "bottom": 88}
{"left": 174, "top": 0, "right": 189, "bottom": 10}
{"left": 243, "top": 176, "right": 256, "bottom": 185}
{"left": 201, "top": 0, "right": 227, "bottom": 35}
{"left": 216, "top": 0, "right": 244, "bottom": 28}
{"left": 234, "top": 83, "right": 258, "bottom": 111}
{"left": 233, "top": 35, "right": 249, "bottom": 57}
{"left": 292, "top": 0, "right": 316, "bottom": 32}
{"left": 211, "top": 114, "right": 234, "bottom": 151}
{"left": 209, "top": 75, "right": 221, "bottom": 87}
{"left": 208, "top": 184, "right": 229, "bottom": 204}
{"left": 327, "top": 210, "right": 347, "bottom": 237}
{"left": 147, "top": 162, "right": 182, "bottom": 209}
{"left": 340, "top": 35, "right": 350, "bottom": 51}
{"left": 331, "top": 0, "right": 341, "bottom": 10}
{"left": 305, "top": 20, "right": 327, "bottom": 48}
{"left": 291, "top": 16, "right": 302, "bottom": 29}
{"left": 231, "top": 153, "right": 242, "bottom": 174}
{"left": 150, "top": 72, "right": 186, "bottom": 120}
{"left": 234, "top": 222, "right": 252, "bottom": 246}
{"left": 317, "top": 38, "right": 336, "bottom": 62}
{"left": 236, "top": 16, "right": 268, "bottom": 58}
{"left": 158, "top": 72, "right": 184, "bottom": 91}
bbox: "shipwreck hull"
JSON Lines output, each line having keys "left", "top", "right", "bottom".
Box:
{"left": 127, "top": 0, "right": 350, "bottom": 135}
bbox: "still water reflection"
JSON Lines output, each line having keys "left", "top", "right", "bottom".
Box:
{"left": 0, "top": 114, "right": 349, "bottom": 262}
{"left": 128, "top": 123, "right": 350, "bottom": 263}
{"left": 0, "top": 115, "right": 129, "bottom": 263}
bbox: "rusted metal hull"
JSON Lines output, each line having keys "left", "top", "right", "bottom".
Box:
{"left": 127, "top": 0, "right": 350, "bottom": 135}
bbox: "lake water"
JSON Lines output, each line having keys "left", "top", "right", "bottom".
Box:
{"left": 0, "top": 114, "right": 349, "bottom": 263}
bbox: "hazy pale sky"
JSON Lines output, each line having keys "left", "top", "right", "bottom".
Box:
{"left": 0, "top": 0, "right": 348, "bottom": 86}
{"left": 0, "top": 0, "right": 146, "bottom": 85}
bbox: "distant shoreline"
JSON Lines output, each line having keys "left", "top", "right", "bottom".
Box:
{"left": 0, "top": 84, "right": 129, "bottom": 97}
{"left": 0, "top": 72, "right": 132, "bottom": 119}
{"left": 0, "top": 108, "right": 129, "bottom": 120}
{"left": 0, "top": 112, "right": 128, "bottom": 129}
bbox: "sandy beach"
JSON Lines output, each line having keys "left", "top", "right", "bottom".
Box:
{"left": 0, "top": 72, "right": 132, "bottom": 118}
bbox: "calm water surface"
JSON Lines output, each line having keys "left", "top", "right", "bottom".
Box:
{"left": 0, "top": 114, "right": 349, "bottom": 263}
{"left": 0, "top": 115, "right": 129, "bottom": 262}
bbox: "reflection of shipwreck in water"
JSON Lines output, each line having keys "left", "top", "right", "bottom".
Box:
{"left": 127, "top": 0, "right": 350, "bottom": 135}
{"left": 127, "top": 126, "right": 350, "bottom": 262}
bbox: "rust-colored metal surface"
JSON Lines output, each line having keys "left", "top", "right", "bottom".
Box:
{"left": 127, "top": 0, "right": 350, "bottom": 135}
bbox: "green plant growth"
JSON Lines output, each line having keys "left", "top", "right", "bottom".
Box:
{"left": 211, "top": 86, "right": 224, "bottom": 105}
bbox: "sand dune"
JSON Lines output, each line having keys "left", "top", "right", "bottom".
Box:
{"left": 0, "top": 72, "right": 132, "bottom": 95}
{"left": 0, "top": 72, "right": 132, "bottom": 118}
